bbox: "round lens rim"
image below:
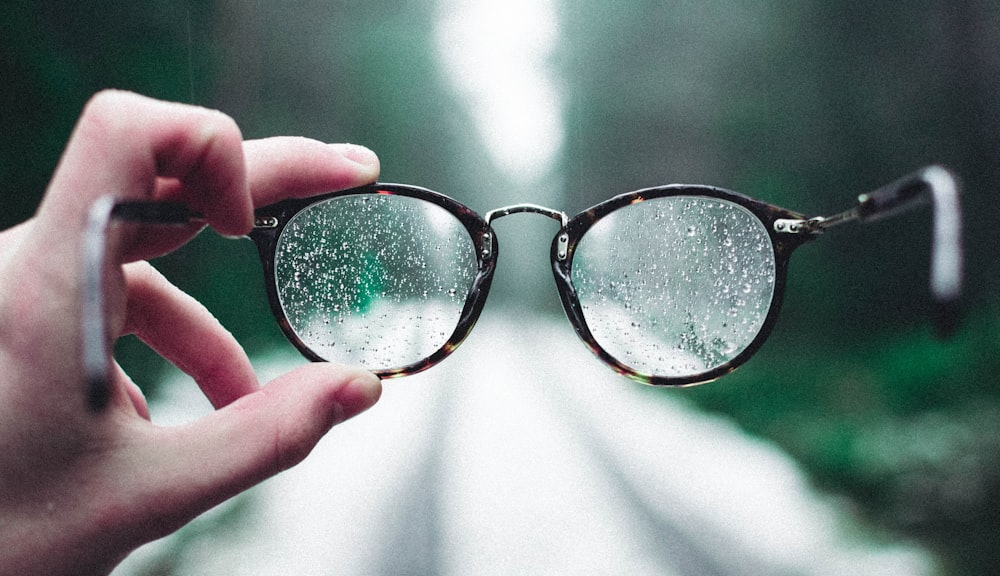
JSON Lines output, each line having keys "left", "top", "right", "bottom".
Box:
{"left": 249, "top": 183, "right": 497, "bottom": 378}
{"left": 552, "top": 184, "right": 811, "bottom": 387}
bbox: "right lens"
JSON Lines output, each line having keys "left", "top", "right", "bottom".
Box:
{"left": 571, "top": 195, "right": 777, "bottom": 380}
{"left": 273, "top": 193, "right": 479, "bottom": 371}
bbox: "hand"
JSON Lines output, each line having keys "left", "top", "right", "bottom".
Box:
{"left": 0, "top": 91, "right": 383, "bottom": 575}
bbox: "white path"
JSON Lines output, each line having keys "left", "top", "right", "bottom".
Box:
{"left": 115, "top": 313, "right": 935, "bottom": 575}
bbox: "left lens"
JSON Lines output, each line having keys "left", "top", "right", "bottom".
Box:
{"left": 571, "top": 195, "right": 777, "bottom": 380}
{"left": 273, "top": 193, "right": 478, "bottom": 372}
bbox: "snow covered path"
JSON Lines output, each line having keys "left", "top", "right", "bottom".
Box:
{"left": 115, "top": 313, "right": 934, "bottom": 575}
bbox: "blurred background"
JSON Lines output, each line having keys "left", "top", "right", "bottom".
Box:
{"left": 2, "top": 1, "right": 999, "bottom": 574}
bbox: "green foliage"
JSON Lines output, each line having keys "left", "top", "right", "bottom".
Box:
{"left": 682, "top": 303, "right": 1000, "bottom": 575}
{"left": 1, "top": 0, "right": 217, "bottom": 225}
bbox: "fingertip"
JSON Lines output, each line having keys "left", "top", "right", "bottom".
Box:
{"left": 241, "top": 138, "right": 382, "bottom": 207}
{"left": 147, "top": 365, "right": 381, "bottom": 512}
{"left": 257, "top": 364, "right": 380, "bottom": 473}
{"left": 328, "top": 143, "right": 381, "bottom": 182}
{"left": 327, "top": 369, "right": 382, "bottom": 429}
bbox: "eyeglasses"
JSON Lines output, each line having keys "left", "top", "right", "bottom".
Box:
{"left": 82, "top": 165, "right": 963, "bottom": 410}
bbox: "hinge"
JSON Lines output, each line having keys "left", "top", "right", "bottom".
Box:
{"left": 774, "top": 218, "right": 824, "bottom": 235}
{"left": 254, "top": 216, "right": 279, "bottom": 229}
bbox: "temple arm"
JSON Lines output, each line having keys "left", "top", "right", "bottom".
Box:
{"left": 774, "top": 165, "right": 963, "bottom": 337}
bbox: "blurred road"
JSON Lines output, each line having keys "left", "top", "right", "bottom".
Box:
{"left": 115, "top": 312, "right": 935, "bottom": 576}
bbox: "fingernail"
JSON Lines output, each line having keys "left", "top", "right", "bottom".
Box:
{"left": 330, "top": 371, "right": 382, "bottom": 428}
{"left": 331, "top": 143, "right": 380, "bottom": 171}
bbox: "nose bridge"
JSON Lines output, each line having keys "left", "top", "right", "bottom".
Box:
{"left": 484, "top": 203, "right": 570, "bottom": 261}
{"left": 484, "top": 203, "right": 569, "bottom": 228}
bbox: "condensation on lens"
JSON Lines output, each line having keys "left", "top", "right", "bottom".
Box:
{"left": 572, "top": 196, "right": 776, "bottom": 379}
{"left": 274, "top": 194, "right": 477, "bottom": 371}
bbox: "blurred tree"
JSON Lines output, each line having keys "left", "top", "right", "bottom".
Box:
{"left": 1, "top": 0, "right": 214, "bottom": 227}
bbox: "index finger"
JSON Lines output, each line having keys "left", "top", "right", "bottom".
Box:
{"left": 241, "top": 137, "right": 380, "bottom": 208}
{"left": 130, "top": 137, "right": 381, "bottom": 260}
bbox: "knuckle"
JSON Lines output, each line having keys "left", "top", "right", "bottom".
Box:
{"left": 78, "top": 90, "right": 135, "bottom": 135}
{"left": 198, "top": 108, "right": 243, "bottom": 147}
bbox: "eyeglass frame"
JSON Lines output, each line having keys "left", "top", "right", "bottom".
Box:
{"left": 82, "top": 165, "right": 963, "bottom": 410}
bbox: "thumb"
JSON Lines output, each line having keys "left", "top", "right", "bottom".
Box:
{"left": 138, "top": 364, "right": 381, "bottom": 536}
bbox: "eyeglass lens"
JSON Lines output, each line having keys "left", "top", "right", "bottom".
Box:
{"left": 572, "top": 196, "right": 776, "bottom": 379}
{"left": 274, "top": 194, "right": 478, "bottom": 370}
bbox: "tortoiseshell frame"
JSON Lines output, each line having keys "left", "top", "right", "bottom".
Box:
{"left": 247, "top": 183, "right": 816, "bottom": 386}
